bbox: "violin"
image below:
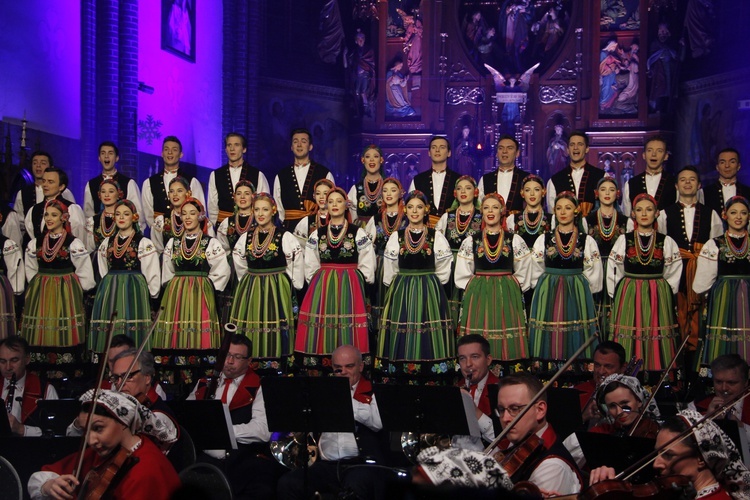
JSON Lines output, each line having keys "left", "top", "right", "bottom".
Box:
{"left": 493, "top": 432, "right": 545, "bottom": 481}
{"left": 77, "top": 446, "right": 139, "bottom": 499}
{"left": 511, "top": 474, "right": 693, "bottom": 500}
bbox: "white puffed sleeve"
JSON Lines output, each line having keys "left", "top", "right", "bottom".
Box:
{"left": 512, "top": 234, "right": 541, "bottom": 292}
{"left": 206, "top": 238, "right": 230, "bottom": 292}
{"left": 70, "top": 238, "right": 95, "bottom": 291}
{"left": 583, "top": 235, "right": 603, "bottom": 294}
{"left": 655, "top": 212, "right": 667, "bottom": 235}
{"left": 347, "top": 185, "right": 359, "bottom": 223}
{"left": 25, "top": 240, "right": 38, "bottom": 282}
{"left": 355, "top": 228, "right": 376, "bottom": 284}
{"left": 505, "top": 214, "right": 516, "bottom": 232}
{"left": 454, "top": 236, "right": 474, "bottom": 290}
{"left": 68, "top": 204, "right": 88, "bottom": 244}
{"left": 606, "top": 235, "right": 627, "bottom": 298}
{"left": 2, "top": 211, "right": 23, "bottom": 248}
{"left": 364, "top": 217, "right": 376, "bottom": 242}
{"left": 151, "top": 215, "right": 165, "bottom": 253}
{"left": 97, "top": 238, "right": 110, "bottom": 277}
{"left": 434, "top": 230, "right": 453, "bottom": 285}
{"left": 84, "top": 216, "right": 96, "bottom": 253}
{"left": 294, "top": 217, "right": 310, "bottom": 247}
{"left": 435, "top": 213, "right": 449, "bottom": 235}
{"left": 3, "top": 239, "right": 24, "bottom": 294}
{"left": 662, "top": 235, "right": 683, "bottom": 295}
{"left": 693, "top": 238, "right": 719, "bottom": 295}
{"left": 531, "top": 235, "right": 546, "bottom": 269}
{"left": 382, "top": 232, "right": 400, "bottom": 286}
{"left": 282, "top": 231, "right": 304, "bottom": 290}
{"left": 161, "top": 238, "right": 176, "bottom": 285}
{"left": 304, "top": 232, "right": 322, "bottom": 284}
{"left": 216, "top": 218, "right": 231, "bottom": 251}
{"left": 709, "top": 210, "right": 724, "bottom": 239}
{"left": 139, "top": 237, "right": 161, "bottom": 298}
{"left": 232, "top": 232, "right": 250, "bottom": 282}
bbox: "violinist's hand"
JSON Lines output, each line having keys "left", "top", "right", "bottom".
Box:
{"left": 8, "top": 414, "right": 24, "bottom": 436}
{"left": 42, "top": 475, "right": 79, "bottom": 500}
{"left": 589, "top": 466, "right": 616, "bottom": 485}
{"left": 707, "top": 394, "right": 728, "bottom": 414}
{"left": 581, "top": 400, "right": 600, "bottom": 423}
{"left": 538, "top": 488, "right": 562, "bottom": 498}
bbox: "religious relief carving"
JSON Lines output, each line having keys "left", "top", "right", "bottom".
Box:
{"left": 449, "top": 62, "right": 476, "bottom": 82}
{"left": 549, "top": 59, "right": 577, "bottom": 80}
{"left": 539, "top": 85, "right": 577, "bottom": 104}
{"left": 446, "top": 87, "right": 485, "bottom": 106}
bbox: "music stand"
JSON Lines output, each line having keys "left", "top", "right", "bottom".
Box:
{"left": 0, "top": 409, "right": 10, "bottom": 437}
{"left": 261, "top": 376, "right": 356, "bottom": 496}
{"left": 168, "top": 400, "right": 236, "bottom": 451}
{"left": 576, "top": 431, "right": 656, "bottom": 483}
{"left": 36, "top": 399, "right": 82, "bottom": 436}
{"left": 547, "top": 388, "right": 583, "bottom": 440}
{"left": 373, "top": 384, "right": 480, "bottom": 436}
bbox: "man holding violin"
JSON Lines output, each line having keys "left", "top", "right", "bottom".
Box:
{"left": 493, "top": 372, "right": 583, "bottom": 495}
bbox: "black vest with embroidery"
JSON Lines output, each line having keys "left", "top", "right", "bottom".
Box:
{"left": 277, "top": 162, "right": 330, "bottom": 229}
{"left": 373, "top": 213, "right": 406, "bottom": 255}
{"left": 543, "top": 230, "right": 587, "bottom": 270}
{"left": 472, "top": 232, "right": 514, "bottom": 271}
{"left": 92, "top": 212, "right": 117, "bottom": 250}
{"left": 586, "top": 210, "right": 628, "bottom": 258}
{"left": 514, "top": 211, "right": 551, "bottom": 248}
{"left": 315, "top": 225, "right": 359, "bottom": 264}
{"left": 627, "top": 172, "right": 677, "bottom": 210}
{"left": 715, "top": 235, "right": 750, "bottom": 275}
{"left": 397, "top": 228, "right": 436, "bottom": 270}
{"left": 169, "top": 235, "right": 212, "bottom": 273}
{"left": 412, "top": 169, "right": 460, "bottom": 217}
{"left": 703, "top": 181, "right": 750, "bottom": 216}
{"left": 105, "top": 232, "right": 145, "bottom": 272}
{"left": 35, "top": 233, "right": 76, "bottom": 271}
{"left": 622, "top": 232, "right": 667, "bottom": 275}
{"left": 214, "top": 162, "right": 261, "bottom": 215}
{"left": 243, "top": 229, "right": 288, "bottom": 270}
{"left": 664, "top": 203, "right": 715, "bottom": 249}
{"left": 148, "top": 170, "right": 196, "bottom": 216}
{"left": 224, "top": 214, "right": 253, "bottom": 250}
{"left": 550, "top": 164, "right": 604, "bottom": 205}
{"left": 443, "top": 210, "right": 483, "bottom": 250}
{"left": 480, "top": 168, "right": 529, "bottom": 213}
{"left": 353, "top": 181, "right": 383, "bottom": 220}
{"left": 87, "top": 172, "right": 135, "bottom": 213}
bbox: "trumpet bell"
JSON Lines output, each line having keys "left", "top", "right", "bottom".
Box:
{"left": 400, "top": 432, "right": 451, "bottom": 464}
{"left": 270, "top": 433, "right": 318, "bottom": 469}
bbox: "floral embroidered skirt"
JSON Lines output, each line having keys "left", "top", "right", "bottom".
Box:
{"left": 528, "top": 268, "right": 598, "bottom": 361}
{"left": 377, "top": 270, "right": 456, "bottom": 378}
{"left": 699, "top": 275, "right": 750, "bottom": 366}
{"left": 229, "top": 267, "right": 294, "bottom": 363}
{"left": 153, "top": 271, "right": 220, "bottom": 349}
{"left": 0, "top": 272, "right": 16, "bottom": 339}
{"left": 459, "top": 271, "right": 528, "bottom": 361}
{"left": 296, "top": 264, "right": 369, "bottom": 361}
{"left": 90, "top": 271, "right": 152, "bottom": 352}
{"left": 21, "top": 270, "right": 86, "bottom": 347}
{"left": 609, "top": 273, "right": 678, "bottom": 371}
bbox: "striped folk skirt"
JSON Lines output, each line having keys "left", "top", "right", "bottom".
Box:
{"left": 528, "top": 268, "right": 598, "bottom": 360}
{"left": 296, "top": 264, "right": 369, "bottom": 357}
{"left": 459, "top": 271, "right": 528, "bottom": 361}
{"left": 152, "top": 272, "right": 221, "bottom": 349}
{"left": 593, "top": 258, "right": 614, "bottom": 340}
{"left": 0, "top": 273, "right": 15, "bottom": 339}
{"left": 89, "top": 271, "right": 153, "bottom": 352}
{"left": 21, "top": 270, "right": 86, "bottom": 347}
{"left": 229, "top": 267, "right": 294, "bottom": 361}
{"left": 377, "top": 270, "right": 455, "bottom": 373}
{"left": 699, "top": 275, "right": 750, "bottom": 366}
{"left": 609, "top": 273, "right": 678, "bottom": 371}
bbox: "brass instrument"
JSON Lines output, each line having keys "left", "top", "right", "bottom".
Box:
{"left": 5, "top": 373, "right": 16, "bottom": 414}
{"left": 270, "top": 432, "right": 319, "bottom": 469}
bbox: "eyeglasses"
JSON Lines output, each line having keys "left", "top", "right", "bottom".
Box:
{"left": 225, "top": 353, "right": 250, "bottom": 361}
{"left": 496, "top": 404, "right": 528, "bottom": 417}
{"left": 605, "top": 402, "right": 633, "bottom": 413}
{"left": 109, "top": 370, "right": 141, "bottom": 384}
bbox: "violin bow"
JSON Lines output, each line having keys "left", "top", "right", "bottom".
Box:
{"left": 116, "top": 307, "right": 164, "bottom": 393}
{"left": 483, "top": 335, "right": 598, "bottom": 455}
{"left": 618, "top": 384, "right": 750, "bottom": 481}
{"left": 74, "top": 310, "right": 118, "bottom": 480}
{"left": 628, "top": 335, "right": 690, "bottom": 437}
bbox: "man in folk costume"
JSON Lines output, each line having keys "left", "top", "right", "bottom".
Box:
{"left": 478, "top": 134, "right": 530, "bottom": 214}
{"left": 188, "top": 334, "right": 279, "bottom": 499}
{"left": 701, "top": 148, "right": 750, "bottom": 219}
{"left": 24, "top": 167, "right": 86, "bottom": 243}
{"left": 546, "top": 131, "right": 605, "bottom": 217}
{"left": 0, "top": 336, "right": 58, "bottom": 436}
{"left": 207, "top": 132, "right": 269, "bottom": 227}
{"left": 409, "top": 136, "right": 461, "bottom": 227}
{"left": 660, "top": 165, "right": 723, "bottom": 356}
{"left": 141, "top": 135, "right": 205, "bottom": 229}
{"left": 273, "top": 128, "right": 334, "bottom": 231}
{"left": 621, "top": 136, "right": 677, "bottom": 216}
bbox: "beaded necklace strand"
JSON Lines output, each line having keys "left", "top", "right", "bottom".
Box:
{"left": 180, "top": 231, "right": 203, "bottom": 260}
{"left": 405, "top": 227, "right": 427, "bottom": 254}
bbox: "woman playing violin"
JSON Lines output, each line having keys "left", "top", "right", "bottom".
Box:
{"left": 591, "top": 374, "right": 660, "bottom": 439}
{"left": 590, "top": 409, "right": 750, "bottom": 499}
{"left": 28, "top": 389, "right": 180, "bottom": 500}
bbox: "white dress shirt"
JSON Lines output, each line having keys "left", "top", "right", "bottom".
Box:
{"left": 208, "top": 165, "right": 270, "bottom": 226}
{"left": 622, "top": 171, "right": 663, "bottom": 217}
{"left": 141, "top": 170, "right": 206, "bottom": 228}
{"left": 409, "top": 170, "right": 446, "bottom": 209}
{"left": 2, "top": 374, "right": 58, "bottom": 436}
{"left": 272, "top": 163, "right": 335, "bottom": 222}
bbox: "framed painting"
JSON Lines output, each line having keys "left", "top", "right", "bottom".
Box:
{"left": 162, "top": 0, "right": 196, "bottom": 62}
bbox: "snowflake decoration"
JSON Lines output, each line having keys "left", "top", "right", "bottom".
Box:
{"left": 138, "top": 115, "right": 163, "bottom": 145}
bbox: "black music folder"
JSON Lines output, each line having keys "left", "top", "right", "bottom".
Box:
{"left": 168, "top": 399, "right": 236, "bottom": 451}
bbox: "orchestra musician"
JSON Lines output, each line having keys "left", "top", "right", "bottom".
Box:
{"left": 574, "top": 341, "right": 628, "bottom": 426}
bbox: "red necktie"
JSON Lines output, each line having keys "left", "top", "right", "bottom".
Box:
{"left": 220, "top": 379, "right": 231, "bottom": 404}
{"left": 470, "top": 385, "right": 477, "bottom": 398}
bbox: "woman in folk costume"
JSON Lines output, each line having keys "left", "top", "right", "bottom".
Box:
{"left": 153, "top": 197, "right": 230, "bottom": 349}
{"left": 586, "top": 176, "right": 628, "bottom": 335}
{"left": 694, "top": 196, "right": 750, "bottom": 365}
{"left": 348, "top": 144, "right": 385, "bottom": 226}
{"left": 150, "top": 176, "right": 202, "bottom": 253}
{"left": 435, "top": 175, "right": 483, "bottom": 331}
{"left": 230, "top": 193, "right": 303, "bottom": 371}
{"left": 91, "top": 200, "right": 160, "bottom": 353}
{"left": 528, "top": 191, "right": 602, "bottom": 361}
{"left": 21, "top": 199, "right": 94, "bottom": 346}
{"left": 377, "top": 190, "right": 455, "bottom": 380}
{"left": 0, "top": 230, "right": 23, "bottom": 339}
{"left": 454, "top": 193, "right": 541, "bottom": 361}
{"left": 216, "top": 179, "right": 255, "bottom": 325}
{"left": 84, "top": 178, "right": 123, "bottom": 253}
{"left": 608, "top": 193, "right": 682, "bottom": 371}
{"left": 295, "top": 187, "right": 375, "bottom": 370}
{"left": 364, "top": 177, "right": 408, "bottom": 335}
{"left": 293, "top": 178, "right": 334, "bottom": 246}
